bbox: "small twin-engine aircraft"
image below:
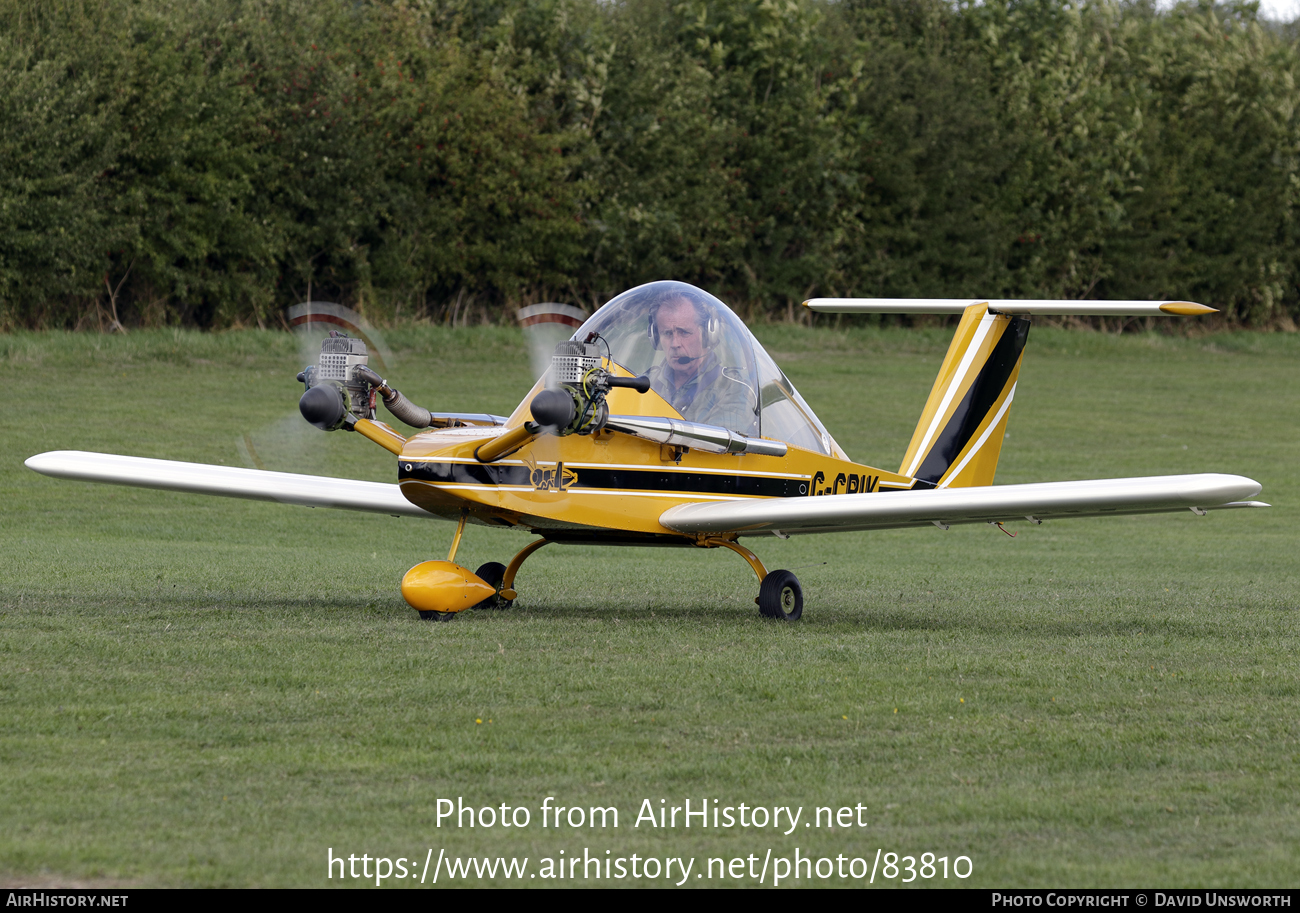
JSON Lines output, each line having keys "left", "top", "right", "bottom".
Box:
{"left": 26, "top": 281, "right": 1268, "bottom": 621}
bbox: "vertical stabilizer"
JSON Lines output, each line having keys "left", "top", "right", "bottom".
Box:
{"left": 899, "top": 303, "right": 1029, "bottom": 488}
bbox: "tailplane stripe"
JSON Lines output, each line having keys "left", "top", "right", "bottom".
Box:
{"left": 902, "top": 313, "right": 999, "bottom": 477}
{"left": 937, "top": 382, "right": 1017, "bottom": 489}
{"left": 911, "top": 316, "right": 1029, "bottom": 485}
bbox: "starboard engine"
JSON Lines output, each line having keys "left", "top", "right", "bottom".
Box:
{"left": 530, "top": 337, "right": 650, "bottom": 435}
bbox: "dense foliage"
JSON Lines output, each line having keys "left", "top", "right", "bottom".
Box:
{"left": 2, "top": 0, "right": 1298, "bottom": 328}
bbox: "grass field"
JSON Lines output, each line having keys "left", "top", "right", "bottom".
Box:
{"left": 0, "top": 324, "right": 1296, "bottom": 888}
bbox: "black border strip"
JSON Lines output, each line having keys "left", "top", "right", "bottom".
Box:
{"left": 400, "top": 462, "right": 810, "bottom": 498}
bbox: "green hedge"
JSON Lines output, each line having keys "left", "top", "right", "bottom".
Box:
{"left": 2, "top": 0, "right": 1298, "bottom": 329}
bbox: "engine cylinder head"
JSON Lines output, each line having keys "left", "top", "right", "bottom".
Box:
{"left": 551, "top": 341, "right": 601, "bottom": 385}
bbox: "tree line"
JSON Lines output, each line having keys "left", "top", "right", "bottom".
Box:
{"left": 2, "top": 0, "right": 1298, "bottom": 330}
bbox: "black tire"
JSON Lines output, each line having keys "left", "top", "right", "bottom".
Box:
{"left": 418, "top": 610, "right": 457, "bottom": 622}
{"left": 472, "top": 562, "right": 512, "bottom": 610}
{"left": 758, "top": 570, "right": 803, "bottom": 621}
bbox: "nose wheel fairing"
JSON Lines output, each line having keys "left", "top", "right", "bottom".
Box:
{"left": 401, "top": 560, "right": 497, "bottom": 617}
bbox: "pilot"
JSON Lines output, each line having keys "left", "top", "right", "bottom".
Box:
{"left": 647, "top": 291, "right": 756, "bottom": 433}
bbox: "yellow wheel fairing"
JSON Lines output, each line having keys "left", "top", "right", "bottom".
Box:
{"left": 400, "top": 560, "right": 497, "bottom": 613}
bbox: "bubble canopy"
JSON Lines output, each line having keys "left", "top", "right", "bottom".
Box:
{"left": 574, "top": 281, "right": 847, "bottom": 458}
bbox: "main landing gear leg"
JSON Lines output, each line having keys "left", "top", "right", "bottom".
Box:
{"left": 446, "top": 508, "right": 468, "bottom": 563}
{"left": 697, "top": 538, "right": 804, "bottom": 621}
{"left": 465, "top": 538, "right": 549, "bottom": 612}
{"left": 497, "top": 538, "right": 550, "bottom": 604}
{"left": 701, "top": 537, "right": 769, "bottom": 583}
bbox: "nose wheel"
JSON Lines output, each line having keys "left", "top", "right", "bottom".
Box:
{"left": 419, "top": 610, "right": 458, "bottom": 622}
{"left": 472, "top": 562, "right": 512, "bottom": 609}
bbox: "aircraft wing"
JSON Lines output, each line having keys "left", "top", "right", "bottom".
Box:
{"left": 25, "top": 450, "right": 433, "bottom": 518}
{"left": 659, "top": 474, "right": 1266, "bottom": 536}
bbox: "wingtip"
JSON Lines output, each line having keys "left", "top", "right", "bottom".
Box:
{"left": 24, "top": 452, "right": 53, "bottom": 472}
{"left": 1159, "top": 302, "right": 1218, "bottom": 316}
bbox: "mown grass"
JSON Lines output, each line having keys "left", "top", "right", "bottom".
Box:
{"left": 1, "top": 326, "right": 1296, "bottom": 888}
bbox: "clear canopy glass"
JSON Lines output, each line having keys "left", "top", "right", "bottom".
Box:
{"left": 574, "top": 281, "right": 847, "bottom": 458}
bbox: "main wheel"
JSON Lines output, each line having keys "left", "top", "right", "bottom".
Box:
{"left": 418, "top": 610, "right": 458, "bottom": 622}
{"left": 758, "top": 570, "right": 803, "bottom": 621}
{"left": 472, "top": 561, "right": 512, "bottom": 609}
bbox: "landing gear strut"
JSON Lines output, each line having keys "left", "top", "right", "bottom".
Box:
{"left": 697, "top": 537, "right": 803, "bottom": 621}
{"left": 463, "top": 539, "right": 551, "bottom": 612}
{"left": 500, "top": 539, "right": 549, "bottom": 602}
{"left": 420, "top": 532, "right": 803, "bottom": 621}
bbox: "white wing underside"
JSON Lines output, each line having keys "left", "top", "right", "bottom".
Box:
{"left": 25, "top": 451, "right": 432, "bottom": 518}
{"left": 659, "top": 474, "right": 1266, "bottom": 536}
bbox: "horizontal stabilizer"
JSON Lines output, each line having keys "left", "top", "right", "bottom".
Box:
{"left": 25, "top": 450, "right": 431, "bottom": 518}
{"left": 804, "top": 299, "right": 1216, "bottom": 317}
{"left": 659, "top": 473, "right": 1264, "bottom": 536}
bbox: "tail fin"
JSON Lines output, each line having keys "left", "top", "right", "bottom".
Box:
{"left": 803, "top": 295, "right": 1215, "bottom": 487}
{"left": 898, "top": 303, "right": 1030, "bottom": 488}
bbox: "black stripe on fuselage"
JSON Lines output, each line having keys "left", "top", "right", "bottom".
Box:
{"left": 913, "top": 316, "right": 1030, "bottom": 485}
{"left": 400, "top": 461, "right": 810, "bottom": 498}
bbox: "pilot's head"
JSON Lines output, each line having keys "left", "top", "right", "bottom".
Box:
{"left": 651, "top": 293, "right": 716, "bottom": 379}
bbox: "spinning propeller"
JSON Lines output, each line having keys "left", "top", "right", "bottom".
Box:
{"left": 235, "top": 302, "right": 395, "bottom": 474}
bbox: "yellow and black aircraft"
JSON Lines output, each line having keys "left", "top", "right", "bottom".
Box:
{"left": 26, "top": 281, "right": 1268, "bottom": 621}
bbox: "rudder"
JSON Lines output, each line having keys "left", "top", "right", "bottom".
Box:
{"left": 898, "top": 303, "right": 1029, "bottom": 488}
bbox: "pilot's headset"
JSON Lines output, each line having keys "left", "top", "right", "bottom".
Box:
{"left": 647, "top": 293, "right": 722, "bottom": 350}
